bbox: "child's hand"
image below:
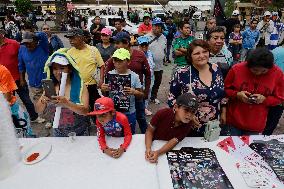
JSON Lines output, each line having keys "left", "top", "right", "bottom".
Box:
{"left": 145, "top": 149, "right": 152, "bottom": 160}
{"left": 192, "top": 116, "right": 201, "bottom": 129}
{"left": 112, "top": 147, "right": 124, "bottom": 159}
{"left": 148, "top": 151, "right": 159, "bottom": 163}
{"left": 104, "top": 148, "right": 115, "bottom": 157}
{"left": 101, "top": 83, "right": 110, "bottom": 92}
{"left": 123, "top": 87, "right": 136, "bottom": 96}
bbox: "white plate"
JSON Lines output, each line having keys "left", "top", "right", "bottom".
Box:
{"left": 22, "top": 142, "right": 52, "bottom": 165}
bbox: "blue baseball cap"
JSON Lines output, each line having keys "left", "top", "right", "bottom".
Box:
{"left": 152, "top": 17, "right": 164, "bottom": 25}
{"left": 113, "top": 32, "right": 131, "bottom": 42}
{"left": 137, "top": 36, "right": 150, "bottom": 45}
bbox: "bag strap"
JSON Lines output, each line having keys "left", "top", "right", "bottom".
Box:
{"left": 149, "top": 35, "right": 161, "bottom": 45}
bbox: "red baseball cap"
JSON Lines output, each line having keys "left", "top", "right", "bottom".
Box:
{"left": 88, "top": 97, "right": 115, "bottom": 115}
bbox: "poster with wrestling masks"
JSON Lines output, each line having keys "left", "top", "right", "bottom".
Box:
{"left": 107, "top": 73, "right": 131, "bottom": 112}
{"left": 167, "top": 147, "right": 234, "bottom": 189}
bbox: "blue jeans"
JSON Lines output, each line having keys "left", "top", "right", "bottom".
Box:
{"left": 135, "top": 99, "right": 148, "bottom": 134}
{"left": 221, "top": 125, "right": 260, "bottom": 136}
{"left": 166, "top": 39, "right": 173, "bottom": 61}
{"left": 126, "top": 112, "right": 136, "bottom": 134}
{"left": 15, "top": 80, "right": 38, "bottom": 120}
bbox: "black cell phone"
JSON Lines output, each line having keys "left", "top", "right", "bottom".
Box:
{"left": 41, "top": 79, "right": 56, "bottom": 98}
{"left": 248, "top": 95, "right": 257, "bottom": 103}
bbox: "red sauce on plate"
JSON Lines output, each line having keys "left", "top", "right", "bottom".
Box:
{"left": 26, "top": 153, "right": 40, "bottom": 162}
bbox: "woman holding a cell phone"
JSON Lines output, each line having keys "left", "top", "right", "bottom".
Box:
{"left": 223, "top": 48, "right": 284, "bottom": 136}
{"left": 36, "top": 49, "right": 90, "bottom": 137}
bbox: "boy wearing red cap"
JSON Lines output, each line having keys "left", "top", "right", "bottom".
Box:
{"left": 88, "top": 97, "right": 132, "bottom": 158}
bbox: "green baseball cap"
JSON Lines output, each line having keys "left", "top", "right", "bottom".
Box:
{"left": 112, "top": 48, "right": 131, "bottom": 60}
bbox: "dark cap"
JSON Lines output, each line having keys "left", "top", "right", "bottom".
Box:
{"left": 64, "top": 28, "right": 84, "bottom": 38}
{"left": 176, "top": 93, "right": 199, "bottom": 112}
{"left": 113, "top": 32, "right": 131, "bottom": 42}
{"left": 21, "top": 32, "right": 36, "bottom": 43}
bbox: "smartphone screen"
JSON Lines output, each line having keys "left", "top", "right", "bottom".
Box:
{"left": 42, "top": 79, "right": 56, "bottom": 98}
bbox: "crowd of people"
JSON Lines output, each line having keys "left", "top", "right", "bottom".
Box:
{"left": 1, "top": 8, "right": 284, "bottom": 161}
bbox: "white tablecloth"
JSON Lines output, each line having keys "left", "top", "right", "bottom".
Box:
{"left": 0, "top": 135, "right": 283, "bottom": 189}
{"left": 0, "top": 135, "right": 159, "bottom": 189}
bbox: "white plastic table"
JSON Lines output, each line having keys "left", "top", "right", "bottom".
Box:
{"left": 0, "top": 135, "right": 159, "bottom": 189}
{"left": 0, "top": 135, "right": 283, "bottom": 189}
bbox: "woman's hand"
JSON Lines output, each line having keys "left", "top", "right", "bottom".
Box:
{"left": 252, "top": 94, "right": 266, "bottom": 104}
{"left": 101, "top": 83, "right": 110, "bottom": 92}
{"left": 237, "top": 91, "right": 251, "bottom": 103}
{"left": 40, "top": 95, "right": 51, "bottom": 104}
{"left": 51, "top": 96, "right": 70, "bottom": 107}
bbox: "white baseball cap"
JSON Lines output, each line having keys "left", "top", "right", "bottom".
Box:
{"left": 49, "top": 55, "right": 69, "bottom": 66}
{"left": 264, "top": 11, "right": 271, "bottom": 16}
{"left": 232, "top": 10, "right": 240, "bottom": 16}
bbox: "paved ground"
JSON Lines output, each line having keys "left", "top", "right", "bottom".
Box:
{"left": 10, "top": 20, "right": 283, "bottom": 136}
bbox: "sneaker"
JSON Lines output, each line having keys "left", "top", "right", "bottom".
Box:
{"left": 145, "top": 109, "right": 152, "bottom": 116}
{"left": 31, "top": 117, "right": 46, "bottom": 124}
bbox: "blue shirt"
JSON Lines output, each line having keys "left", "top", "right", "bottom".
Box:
{"left": 18, "top": 32, "right": 49, "bottom": 88}
{"left": 242, "top": 28, "right": 260, "bottom": 49}
{"left": 108, "top": 69, "right": 142, "bottom": 114}
{"left": 272, "top": 46, "right": 284, "bottom": 72}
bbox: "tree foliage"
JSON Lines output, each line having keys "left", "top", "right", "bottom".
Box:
{"left": 14, "top": 0, "right": 34, "bottom": 15}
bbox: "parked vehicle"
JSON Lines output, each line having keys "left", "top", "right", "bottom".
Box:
{"left": 152, "top": 9, "right": 166, "bottom": 20}
{"left": 87, "top": 15, "right": 138, "bottom": 35}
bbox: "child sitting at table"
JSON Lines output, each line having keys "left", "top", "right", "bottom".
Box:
{"left": 145, "top": 93, "right": 200, "bottom": 163}
{"left": 88, "top": 97, "right": 132, "bottom": 159}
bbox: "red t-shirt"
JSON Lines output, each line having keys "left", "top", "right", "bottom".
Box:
{"left": 150, "top": 108, "right": 192, "bottom": 142}
{"left": 225, "top": 62, "right": 284, "bottom": 132}
{"left": 138, "top": 23, "right": 152, "bottom": 34}
{"left": 0, "top": 38, "right": 20, "bottom": 81}
{"left": 96, "top": 111, "right": 132, "bottom": 150}
{"left": 106, "top": 49, "right": 151, "bottom": 96}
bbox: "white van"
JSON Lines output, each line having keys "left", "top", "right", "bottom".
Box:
{"left": 87, "top": 15, "right": 138, "bottom": 35}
